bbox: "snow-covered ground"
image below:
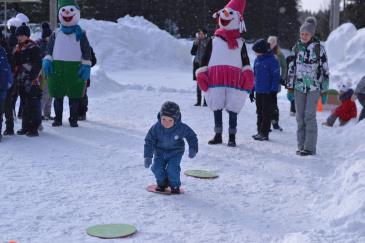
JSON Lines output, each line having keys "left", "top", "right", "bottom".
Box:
{"left": 1, "top": 17, "right": 365, "bottom": 243}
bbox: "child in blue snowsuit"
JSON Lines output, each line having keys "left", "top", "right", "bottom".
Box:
{"left": 144, "top": 101, "right": 198, "bottom": 194}
{"left": 0, "top": 46, "right": 13, "bottom": 142}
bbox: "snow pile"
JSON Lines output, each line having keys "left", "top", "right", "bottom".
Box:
{"left": 79, "top": 16, "right": 192, "bottom": 72}
{"left": 320, "top": 121, "right": 365, "bottom": 237}
{"left": 326, "top": 23, "right": 365, "bottom": 85}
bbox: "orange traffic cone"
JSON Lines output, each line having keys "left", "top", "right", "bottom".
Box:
{"left": 317, "top": 97, "right": 323, "bottom": 112}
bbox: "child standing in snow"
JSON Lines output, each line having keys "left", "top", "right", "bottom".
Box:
{"left": 322, "top": 82, "right": 357, "bottom": 127}
{"left": 144, "top": 101, "right": 198, "bottom": 194}
{"left": 250, "top": 39, "right": 280, "bottom": 141}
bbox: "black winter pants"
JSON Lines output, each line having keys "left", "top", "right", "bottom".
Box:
{"left": 271, "top": 92, "right": 279, "bottom": 124}
{"left": 256, "top": 93, "right": 272, "bottom": 137}
{"left": 4, "top": 84, "right": 17, "bottom": 131}
{"left": 0, "top": 99, "right": 4, "bottom": 134}
{"left": 54, "top": 97, "right": 80, "bottom": 122}
{"left": 19, "top": 87, "right": 42, "bottom": 132}
{"left": 78, "top": 89, "right": 88, "bottom": 116}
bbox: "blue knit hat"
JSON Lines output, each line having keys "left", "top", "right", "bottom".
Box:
{"left": 252, "top": 39, "right": 270, "bottom": 54}
{"left": 160, "top": 101, "right": 181, "bottom": 122}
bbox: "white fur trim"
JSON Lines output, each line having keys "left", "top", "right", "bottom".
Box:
{"left": 81, "top": 59, "right": 92, "bottom": 66}
{"left": 196, "top": 66, "right": 208, "bottom": 75}
{"left": 242, "top": 65, "right": 252, "bottom": 72}
{"left": 44, "top": 55, "right": 53, "bottom": 61}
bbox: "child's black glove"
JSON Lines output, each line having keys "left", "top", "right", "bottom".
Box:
{"left": 249, "top": 91, "right": 255, "bottom": 103}
{"left": 188, "top": 149, "right": 196, "bottom": 159}
{"left": 144, "top": 158, "right": 152, "bottom": 168}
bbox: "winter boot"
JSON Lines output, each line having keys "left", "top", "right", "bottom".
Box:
{"left": 16, "top": 128, "right": 27, "bottom": 135}
{"left": 253, "top": 133, "right": 269, "bottom": 141}
{"left": 155, "top": 185, "right": 167, "bottom": 192}
{"left": 26, "top": 130, "right": 39, "bottom": 137}
{"left": 208, "top": 133, "right": 223, "bottom": 145}
{"left": 171, "top": 187, "right": 180, "bottom": 194}
{"left": 203, "top": 99, "right": 207, "bottom": 107}
{"left": 228, "top": 134, "right": 236, "bottom": 147}
{"left": 69, "top": 117, "right": 78, "bottom": 127}
{"left": 3, "top": 129, "right": 14, "bottom": 136}
{"left": 300, "top": 150, "right": 315, "bottom": 156}
{"left": 194, "top": 101, "right": 201, "bottom": 106}
{"left": 272, "top": 121, "right": 283, "bottom": 131}
{"left": 52, "top": 120, "right": 62, "bottom": 127}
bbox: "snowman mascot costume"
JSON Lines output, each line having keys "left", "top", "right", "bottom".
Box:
{"left": 196, "top": 0, "right": 254, "bottom": 147}
{"left": 43, "top": 0, "right": 91, "bottom": 127}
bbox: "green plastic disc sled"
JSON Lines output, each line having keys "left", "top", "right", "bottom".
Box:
{"left": 86, "top": 224, "right": 137, "bottom": 239}
{"left": 184, "top": 170, "right": 219, "bottom": 179}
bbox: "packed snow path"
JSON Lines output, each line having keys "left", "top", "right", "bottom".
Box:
{"left": 1, "top": 70, "right": 363, "bottom": 242}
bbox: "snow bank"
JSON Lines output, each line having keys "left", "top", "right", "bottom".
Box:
{"left": 321, "top": 121, "right": 365, "bottom": 237}
{"left": 79, "top": 16, "right": 192, "bottom": 72}
{"left": 326, "top": 23, "right": 365, "bottom": 86}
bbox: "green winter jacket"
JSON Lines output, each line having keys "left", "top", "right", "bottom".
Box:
{"left": 287, "top": 39, "right": 329, "bottom": 93}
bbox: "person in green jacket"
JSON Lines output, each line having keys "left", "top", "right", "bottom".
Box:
{"left": 268, "top": 36, "right": 287, "bottom": 131}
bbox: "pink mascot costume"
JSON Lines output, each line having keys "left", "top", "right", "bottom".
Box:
{"left": 196, "top": 0, "right": 254, "bottom": 147}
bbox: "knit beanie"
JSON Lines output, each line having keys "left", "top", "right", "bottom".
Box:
{"left": 160, "top": 101, "right": 181, "bottom": 122}
{"left": 300, "top": 17, "right": 317, "bottom": 36}
{"left": 252, "top": 39, "right": 271, "bottom": 54}
{"left": 15, "top": 25, "right": 30, "bottom": 37}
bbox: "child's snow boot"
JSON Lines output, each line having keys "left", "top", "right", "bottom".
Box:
{"left": 272, "top": 121, "right": 283, "bottom": 131}
{"left": 69, "top": 117, "right": 78, "bottom": 127}
{"left": 227, "top": 134, "right": 236, "bottom": 147}
{"left": 254, "top": 133, "right": 269, "bottom": 141}
{"left": 52, "top": 120, "right": 62, "bottom": 127}
{"left": 208, "top": 133, "right": 222, "bottom": 145}
{"left": 155, "top": 185, "right": 167, "bottom": 192}
{"left": 171, "top": 187, "right": 180, "bottom": 194}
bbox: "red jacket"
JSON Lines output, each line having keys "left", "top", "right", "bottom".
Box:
{"left": 334, "top": 90, "right": 357, "bottom": 121}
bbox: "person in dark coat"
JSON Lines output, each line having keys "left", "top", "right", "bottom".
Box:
{"left": 191, "top": 28, "right": 209, "bottom": 106}
{"left": 78, "top": 46, "right": 96, "bottom": 121}
{"left": 12, "top": 25, "right": 42, "bottom": 137}
{"left": 37, "top": 22, "right": 54, "bottom": 121}
{"left": 0, "top": 46, "right": 13, "bottom": 142}
{"left": 144, "top": 101, "right": 198, "bottom": 194}
{"left": 250, "top": 39, "right": 280, "bottom": 141}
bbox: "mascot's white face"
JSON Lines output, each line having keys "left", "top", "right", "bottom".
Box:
{"left": 59, "top": 5, "right": 80, "bottom": 27}
{"left": 215, "top": 7, "right": 241, "bottom": 31}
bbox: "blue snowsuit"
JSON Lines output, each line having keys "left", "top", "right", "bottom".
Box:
{"left": 0, "top": 46, "right": 13, "bottom": 135}
{"left": 144, "top": 114, "right": 198, "bottom": 188}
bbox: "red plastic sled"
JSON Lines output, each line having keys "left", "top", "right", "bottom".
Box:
{"left": 146, "top": 185, "right": 185, "bottom": 195}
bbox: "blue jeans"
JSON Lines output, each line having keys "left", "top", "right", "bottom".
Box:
{"left": 151, "top": 154, "right": 182, "bottom": 188}
{"left": 214, "top": 109, "right": 237, "bottom": 134}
